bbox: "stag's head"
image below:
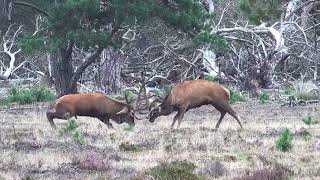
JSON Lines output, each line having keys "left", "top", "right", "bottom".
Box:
{"left": 114, "top": 106, "right": 137, "bottom": 126}
{"left": 148, "top": 105, "right": 161, "bottom": 123}
{"left": 113, "top": 91, "right": 142, "bottom": 126}
{"left": 148, "top": 96, "right": 167, "bottom": 123}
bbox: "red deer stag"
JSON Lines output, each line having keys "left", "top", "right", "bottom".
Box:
{"left": 148, "top": 79, "right": 243, "bottom": 130}
{"left": 46, "top": 93, "right": 138, "bottom": 129}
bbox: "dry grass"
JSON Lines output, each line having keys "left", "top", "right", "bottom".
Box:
{"left": 0, "top": 101, "right": 320, "bottom": 179}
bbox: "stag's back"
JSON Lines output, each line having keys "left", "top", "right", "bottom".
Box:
{"left": 166, "top": 80, "right": 230, "bottom": 107}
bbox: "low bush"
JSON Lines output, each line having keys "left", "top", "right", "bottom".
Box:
{"left": 119, "top": 142, "right": 142, "bottom": 152}
{"left": 62, "top": 119, "right": 85, "bottom": 145}
{"left": 1, "top": 86, "right": 55, "bottom": 105}
{"left": 229, "top": 90, "right": 245, "bottom": 104}
{"left": 302, "top": 116, "right": 319, "bottom": 126}
{"left": 146, "top": 160, "right": 203, "bottom": 180}
{"left": 199, "top": 161, "right": 225, "bottom": 178}
{"left": 259, "top": 91, "right": 270, "bottom": 104}
{"left": 276, "top": 128, "right": 293, "bottom": 152}
{"left": 76, "top": 152, "right": 111, "bottom": 171}
{"left": 203, "top": 74, "right": 215, "bottom": 81}
{"left": 235, "top": 168, "right": 288, "bottom": 180}
{"left": 292, "top": 80, "right": 319, "bottom": 101}
{"left": 123, "top": 126, "right": 134, "bottom": 131}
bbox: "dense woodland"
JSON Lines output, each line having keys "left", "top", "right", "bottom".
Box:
{"left": 0, "top": 0, "right": 319, "bottom": 100}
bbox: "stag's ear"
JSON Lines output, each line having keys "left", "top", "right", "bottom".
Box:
{"left": 116, "top": 107, "right": 129, "bottom": 114}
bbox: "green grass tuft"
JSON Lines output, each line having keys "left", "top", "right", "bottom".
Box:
{"left": 259, "top": 91, "right": 270, "bottom": 104}
{"left": 63, "top": 119, "right": 79, "bottom": 132}
{"left": 229, "top": 90, "right": 245, "bottom": 104}
{"left": 62, "top": 119, "right": 85, "bottom": 145}
{"left": 146, "top": 160, "right": 204, "bottom": 180}
{"left": 302, "top": 116, "right": 319, "bottom": 126}
{"left": 276, "top": 128, "right": 293, "bottom": 152}
{"left": 119, "top": 142, "right": 142, "bottom": 152}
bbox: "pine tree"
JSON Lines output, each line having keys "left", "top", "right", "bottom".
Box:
{"left": 19, "top": 0, "right": 224, "bottom": 96}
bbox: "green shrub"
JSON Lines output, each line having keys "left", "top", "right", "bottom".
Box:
{"left": 259, "top": 91, "right": 270, "bottom": 104}
{"left": 303, "top": 116, "right": 312, "bottom": 126}
{"left": 63, "top": 119, "right": 79, "bottom": 132}
{"left": 123, "top": 89, "right": 135, "bottom": 103}
{"left": 302, "top": 116, "right": 319, "bottom": 126}
{"left": 62, "top": 119, "right": 85, "bottom": 145}
{"left": 276, "top": 128, "right": 293, "bottom": 152}
{"left": 238, "top": 151, "right": 251, "bottom": 161}
{"left": 229, "top": 90, "right": 245, "bottom": 104}
{"left": 123, "top": 126, "right": 134, "bottom": 131}
{"left": 203, "top": 74, "right": 215, "bottom": 81}
{"left": 0, "top": 98, "right": 10, "bottom": 106}
{"left": 72, "top": 130, "right": 85, "bottom": 145}
{"left": 119, "top": 142, "right": 142, "bottom": 152}
{"left": 2, "top": 86, "right": 55, "bottom": 105}
{"left": 146, "top": 160, "right": 203, "bottom": 180}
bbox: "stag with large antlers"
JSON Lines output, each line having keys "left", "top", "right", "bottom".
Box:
{"left": 148, "top": 79, "right": 243, "bottom": 130}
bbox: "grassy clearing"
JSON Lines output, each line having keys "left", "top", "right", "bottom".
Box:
{"left": 0, "top": 101, "right": 320, "bottom": 179}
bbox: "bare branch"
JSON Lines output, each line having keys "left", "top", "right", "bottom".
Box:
{"left": 13, "top": 1, "right": 49, "bottom": 16}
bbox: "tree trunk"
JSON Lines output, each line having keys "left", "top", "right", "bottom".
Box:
{"left": 101, "top": 48, "right": 125, "bottom": 94}
{"left": 259, "top": 60, "right": 273, "bottom": 89}
{"left": 50, "top": 50, "right": 76, "bottom": 97}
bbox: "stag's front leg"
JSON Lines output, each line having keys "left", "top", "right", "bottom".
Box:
{"left": 105, "top": 119, "right": 114, "bottom": 128}
{"left": 176, "top": 107, "right": 187, "bottom": 128}
{"left": 171, "top": 107, "right": 187, "bottom": 129}
{"left": 171, "top": 111, "right": 181, "bottom": 129}
{"left": 99, "top": 116, "right": 114, "bottom": 128}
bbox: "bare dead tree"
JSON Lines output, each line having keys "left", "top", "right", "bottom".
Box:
{"left": 0, "top": 25, "right": 23, "bottom": 80}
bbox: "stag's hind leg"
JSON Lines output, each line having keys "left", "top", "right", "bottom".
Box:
{"left": 225, "top": 105, "right": 243, "bottom": 128}
{"left": 214, "top": 111, "right": 226, "bottom": 130}
{"left": 214, "top": 103, "right": 243, "bottom": 129}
